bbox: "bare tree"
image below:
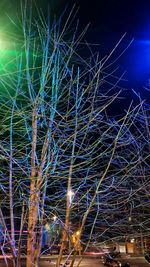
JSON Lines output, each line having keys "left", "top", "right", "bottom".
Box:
{"left": 0, "top": 3, "right": 149, "bottom": 267}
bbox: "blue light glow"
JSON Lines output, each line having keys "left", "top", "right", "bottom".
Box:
{"left": 124, "top": 39, "right": 150, "bottom": 89}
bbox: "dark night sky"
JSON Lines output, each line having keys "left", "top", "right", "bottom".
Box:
{"left": 1, "top": 0, "right": 150, "bottom": 103}
{"left": 38, "top": 0, "right": 150, "bottom": 102}
{"left": 68, "top": 0, "right": 150, "bottom": 88}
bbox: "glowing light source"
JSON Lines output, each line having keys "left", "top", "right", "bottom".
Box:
{"left": 128, "top": 216, "right": 132, "bottom": 222}
{"left": 67, "top": 190, "right": 74, "bottom": 197}
{"left": 75, "top": 230, "right": 80, "bottom": 236}
{"left": 0, "top": 37, "right": 7, "bottom": 51}
{"left": 53, "top": 215, "right": 57, "bottom": 221}
{"left": 67, "top": 189, "right": 74, "bottom": 204}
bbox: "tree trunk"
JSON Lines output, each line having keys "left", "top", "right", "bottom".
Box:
{"left": 0, "top": 208, "right": 17, "bottom": 267}
{"left": 26, "top": 104, "right": 38, "bottom": 267}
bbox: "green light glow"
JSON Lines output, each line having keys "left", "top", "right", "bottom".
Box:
{"left": 0, "top": 34, "right": 20, "bottom": 96}
{"left": 0, "top": 33, "right": 10, "bottom": 50}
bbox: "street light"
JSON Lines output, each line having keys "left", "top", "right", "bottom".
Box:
{"left": 66, "top": 189, "right": 74, "bottom": 253}
{"left": 53, "top": 215, "right": 57, "bottom": 222}
{"left": 67, "top": 189, "right": 74, "bottom": 205}
{"left": 75, "top": 230, "right": 80, "bottom": 236}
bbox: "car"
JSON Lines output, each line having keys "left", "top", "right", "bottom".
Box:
{"left": 83, "top": 246, "right": 110, "bottom": 257}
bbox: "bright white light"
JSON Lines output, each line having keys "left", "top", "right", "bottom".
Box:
{"left": 67, "top": 189, "right": 74, "bottom": 204}
{"left": 67, "top": 190, "right": 74, "bottom": 197}
{"left": 53, "top": 215, "right": 57, "bottom": 221}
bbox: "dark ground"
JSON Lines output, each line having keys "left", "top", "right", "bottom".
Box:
{"left": 0, "top": 256, "right": 149, "bottom": 267}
